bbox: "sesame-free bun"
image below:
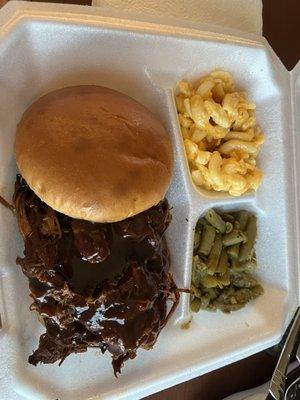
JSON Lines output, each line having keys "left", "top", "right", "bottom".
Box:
{"left": 14, "top": 86, "right": 173, "bottom": 223}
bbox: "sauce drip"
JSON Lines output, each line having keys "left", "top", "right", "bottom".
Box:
{"left": 0, "top": 194, "right": 14, "bottom": 212}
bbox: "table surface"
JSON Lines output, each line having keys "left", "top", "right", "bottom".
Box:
{"left": 1, "top": 0, "right": 299, "bottom": 399}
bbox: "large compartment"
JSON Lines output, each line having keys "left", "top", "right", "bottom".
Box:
{"left": 0, "top": 2, "right": 298, "bottom": 400}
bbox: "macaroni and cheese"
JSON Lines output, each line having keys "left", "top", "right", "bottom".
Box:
{"left": 176, "top": 70, "right": 265, "bottom": 196}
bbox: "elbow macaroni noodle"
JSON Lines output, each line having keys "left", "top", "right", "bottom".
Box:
{"left": 176, "top": 70, "right": 265, "bottom": 196}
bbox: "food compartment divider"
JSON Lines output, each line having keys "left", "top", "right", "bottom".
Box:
{"left": 162, "top": 89, "right": 194, "bottom": 322}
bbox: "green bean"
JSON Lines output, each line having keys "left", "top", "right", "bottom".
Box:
{"left": 223, "top": 230, "right": 247, "bottom": 246}
{"left": 190, "top": 298, "right": 201, "bottom": 312}
{"left": 200, "top": 293, "right": 210, "bottom": 309}
{"left": 225, "top": 222, "right": 233, "bottom": 233}
{"left": 181, "top": 319, "right": 192, "bottom": 330}
{"left": 207, "top": 234, "right": 223, "bottom": 274}
{"left": 205, "top": 209, "right": 226, "bottom": 233}
{"left": 192, "top": 255, "right": 207, "bottom": 286}
{"left": 192, "top": 268, "right": 201, "bottom": 288}
{"left": 198, "top": 224, "right": 216, "bottom": 256}
{"left": 216, "top": 248, "right": 228, "bottom": 275}
{"left": 251, "top": 285, "right": 264, "bottom": 297}
{"left": 230, "top": 271, "right": 259, "bottom": 288}
{"left": 201, "top": 275, "right": 218, "bottom": 288}
{"left": 233, "top": 220, "right": 241, "bottom": 230}
{"left": 190, "top": 284, "right": 201, "bottom": 299}
{"left": 227, "top": 211, "right": 249, "bottom": 260}
{"left": 237, "top": 210, "right": 249, "bottom": 231}
{"left": 197, "top": 218, "right": 210, "bottom": 228}
{"left": 204, "top": 287, "right": 218, "bottom": 301}
{"left": 219, "top": 269, "right": 230, "bottom": 286}
{"left": 243, "top": 258, "right": 257, "bottom": 273}
{"left": 231, "top": 259, "right": 246, "bottom": 272}
{"left": 239, "top": 215, "right": 257, "bottom": 262}
{"left": 193, "top": 227, "right": 202, "bottom": 252}
{"left": 222, "top": 213, "right": 235, "bottom": 222}
{"left": 193, "top": 255, "right": 207, "bottom": 271}
{"left": 227, "top": 244, "right": 239, "bottom": 259}
{"left": 231, "top": 257, "right": 257, "bottom": 273}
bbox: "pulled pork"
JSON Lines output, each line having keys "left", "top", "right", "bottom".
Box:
{"left": 13, "top": 175, "right": 178, "bottom": 375}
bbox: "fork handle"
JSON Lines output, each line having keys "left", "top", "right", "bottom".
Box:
{"left": 269, "top": 308, "right": 300, "bottom": 400}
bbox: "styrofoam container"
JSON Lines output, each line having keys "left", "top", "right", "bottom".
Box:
{"left": 0, "top": 2, "right": 299, "bottom": 399}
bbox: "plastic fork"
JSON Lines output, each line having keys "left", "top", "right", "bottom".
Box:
{"left": 268, "top": 308, "right": 300, "bottom": 400}
{"left": 296, "top": 343, "right": 300, "bottom": 364}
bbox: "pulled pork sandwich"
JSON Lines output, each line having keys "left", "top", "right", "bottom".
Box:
{"left": 13, "top": 86, "right": 179, "bottom": 375}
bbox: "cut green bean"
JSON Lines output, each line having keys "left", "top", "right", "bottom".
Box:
{"left": 193, "top": 227, "right": 201, "bottom": 252}
{"left": 225, "top": 222, "right": 233, "bottom": 233}
{"left": 216, "top": 248, "right": 228, "bottom": 275}
{"left": 207, "top": 234, "right": 223, "bottom": 275}
{"left": 239, "top": 216, "right": 257, "bottom": 262}
{"left": 200, "top": 293, "right": 210, "bottom": 309}
{"left": 181, "top": 319, "right": 192, "bottom": 330}
{"left": 243, "top": 258, "right": 257, "bottom": 273}
{"left": 226, "top": 212, "right": 249, "bottom": 260}
{"left": 231, "top": 259, "right": 246, "bottom": 272}
{"left": 233, "top": 220, "right": 241, "bottom": 230}
{"left": 192, "top": 268, "right": 201, "bottom": 288}
{"left": 190, "top": 284, "right": 201, "bottom": 300}
{"left": 222, "top": 213, "right": 235, "bottom": 222}
{"left": 193, "top": 255, "right": 207, "bottom": 271}
{"left": 198, "top": 224, "right": 216, "bottom": 256}
{"left": 201, "top": 275, "right": 218, "bottom": 288}
{"left": 205, "top": 209, "right": 226, "bottom": 233}
{"left": 227, "top": 244, "right": 239, "bottom": 259}
{"left": 231, "top": 257, "right": 257, "bottom": 273}
{"left": 251, "top": 285, "right": 264, "bottom": 297}
{"left": 230, "top": 271, "right": 259, "bottom": 288}
{"left": 236, "top": 210, "right": 250, "bottom": 231}
{"left": 219, "top": 269, "right": 230, "bottom": 287}
{"left": 190, "top": 298, "right": 201, "bottom": 312}
{"left": 223, "top": 230, "right": 247, "bottom": 247}
{"left": 192, "top": 255, "right": 207, "bottom": 286}
{"left": 197, "top": 218, "right": 210, "bottom": 228}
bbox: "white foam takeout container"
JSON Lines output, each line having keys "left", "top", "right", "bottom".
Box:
{"left": 0, "top": 2, "right": 299, "bottom": 399}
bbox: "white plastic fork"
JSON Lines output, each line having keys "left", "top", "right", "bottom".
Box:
{"left": 269, "top": 308, "right": 300, "bottom": 400}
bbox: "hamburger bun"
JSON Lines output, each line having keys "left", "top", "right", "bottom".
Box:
{"left": 14, "top": 85, "right": 173, "bottom": 223}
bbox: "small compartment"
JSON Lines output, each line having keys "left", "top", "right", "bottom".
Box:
{"left": 190, "top": 204, "right": 265, "bottom": 315}
{"left": 186, "top": 200, "right": 292, "bottom": 365}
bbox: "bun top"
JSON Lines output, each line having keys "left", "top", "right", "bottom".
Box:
{"left": 14, "top": 85, "right": 173, "bottom": 222}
